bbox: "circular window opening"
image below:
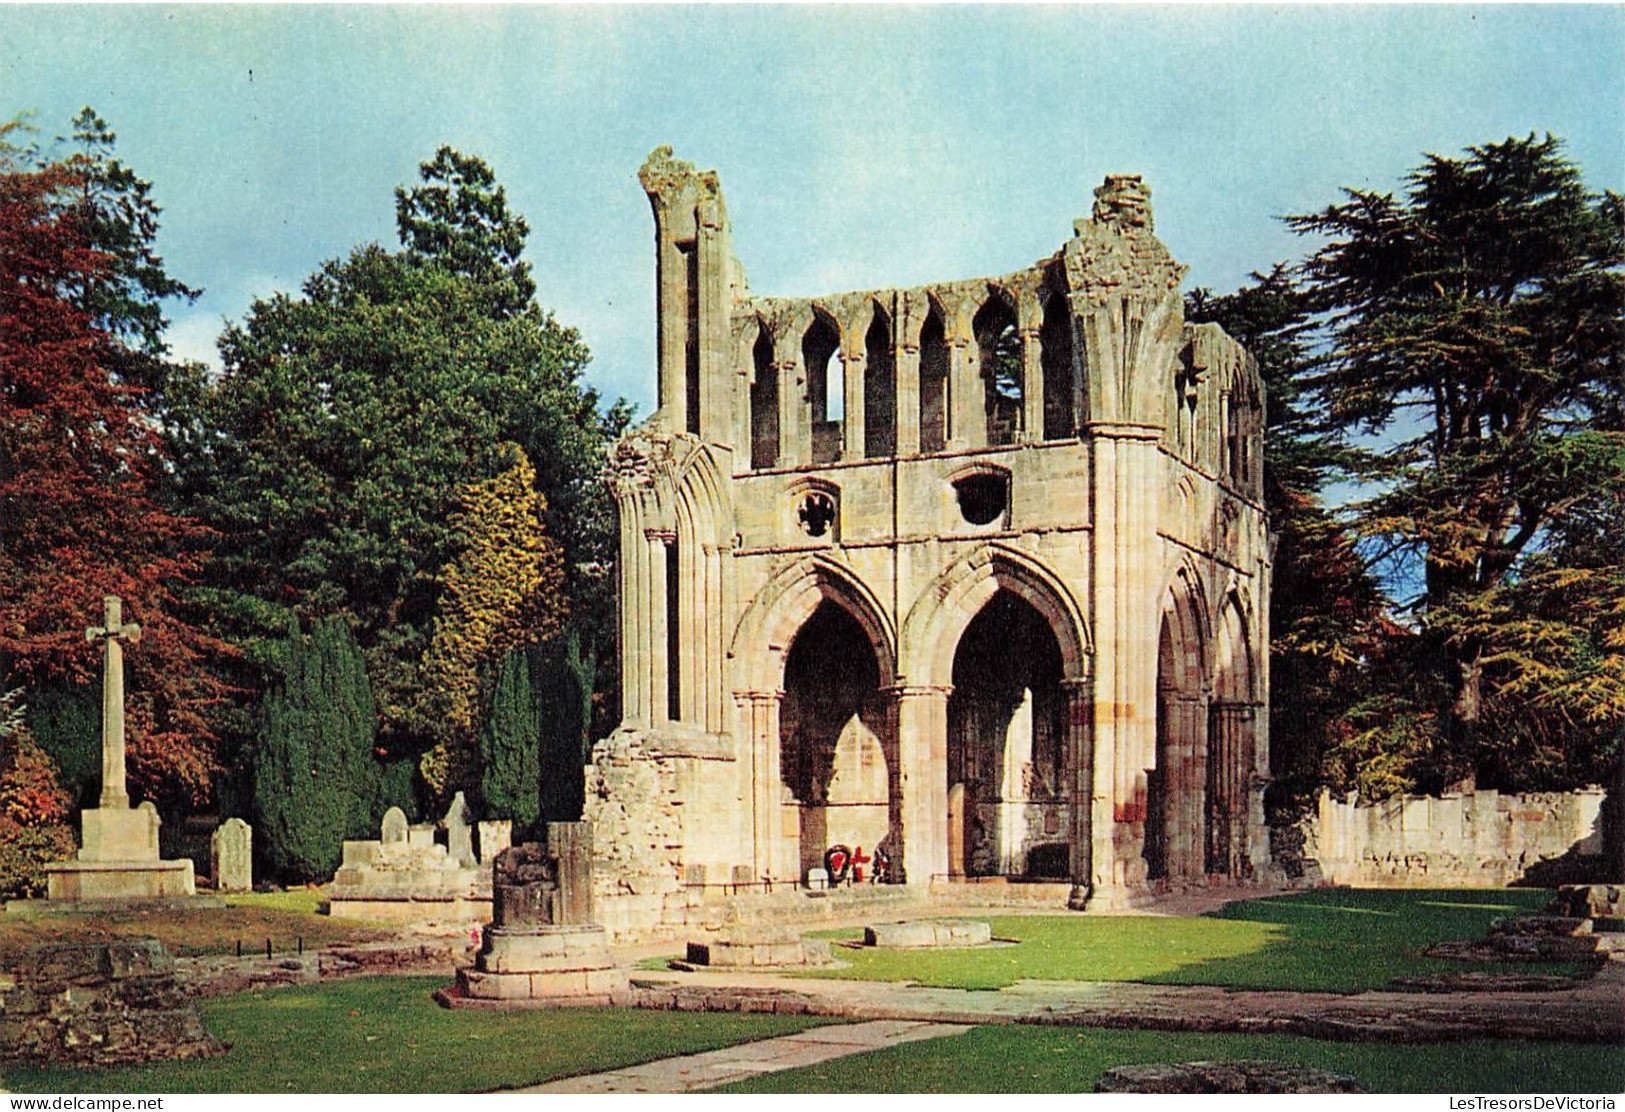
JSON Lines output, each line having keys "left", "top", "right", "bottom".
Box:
{"left": 797, "top": 491, "right": 837, "bottom": 538}
{"left": 954, "top": 473, "right": 1007, "bottom": 526}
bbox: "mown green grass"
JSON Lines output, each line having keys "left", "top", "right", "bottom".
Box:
{"left": 1, "top": 976, "right": 837, "bottom": 1093}
{"left": 796, "top": 888, "right": 1583, "bottom": 992}
{"left": 716, "top": 1024, "right": 1625, "bottom": 1094}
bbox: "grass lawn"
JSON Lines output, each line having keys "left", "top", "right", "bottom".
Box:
{"left": 796, "top": 888, "right": 1586, "bottom": 992}
{"left": 1, "top": 975, "right": 838, "bottom": 1093}
{"left": 716, "top": 1023, "right": 1625, "bottom": 1094}
{"left": 0, "top": 890, "right": 387, "bottom": 964}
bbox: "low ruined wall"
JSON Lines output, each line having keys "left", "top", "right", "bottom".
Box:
{"left": 1300, "top": 787, "right": 1606, "bottom": 887}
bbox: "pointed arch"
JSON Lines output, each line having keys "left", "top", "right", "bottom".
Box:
{"left": 901, "top": 542, "right": 1091, "bottom": 688}
{"left": 731, "top": 554, "right": 896, "bottom": 693}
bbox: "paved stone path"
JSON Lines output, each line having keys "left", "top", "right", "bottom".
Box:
{"left": 516, "top": 1019, "right": 972, "bottom": 1093}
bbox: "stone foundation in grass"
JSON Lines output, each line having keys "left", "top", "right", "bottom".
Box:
{"left": 0, "top": 940, "right": 224, "bottom": 1066}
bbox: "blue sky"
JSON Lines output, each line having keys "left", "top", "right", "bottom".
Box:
{"left": 4, "top": 4, "right": 1621, "bottom": 415}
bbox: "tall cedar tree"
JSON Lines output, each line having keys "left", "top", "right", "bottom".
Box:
{"left": 0, "top": 122, "right": 225, "bottom": 808}
{"left": 1186, "top": 270, "right": 1388, "bottom": 801}
{"left": 419, "top": 443, "right": 566, "bottom": 800}
{"left": 168, "top": 149, "right": 617, "bottom": 784}
{"left": 252, "top": 617, "right": 378, "bottom": 882}
{"left": 1291, "top": 135, "right": 1624, "bottom": 791}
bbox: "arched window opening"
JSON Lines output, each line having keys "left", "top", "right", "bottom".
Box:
{"left": 804, "top": 317, "right": 842, "bottom": 465}
{"left": 679, "top": 241, "right": 701, "bottom": 435}
{"left": 750, "top": 325, "right": 779, "bottom": 470}
{"left": 974, "top": 297, "right": 1021, "bottom": 447}
{"left": 919, "top": 310, "right": 949, "bottom": 453}
{"left": 863, "top": 311, "right": 896, "bottom": 459}
{"left": 947, "top": 590, "right": 1065, "bottom": 878}
{"left": 782, "top": 601, "right": 895, "bottom": 881}
{"left": 1040, "top": 289, "right": 1075, "bottom": 440}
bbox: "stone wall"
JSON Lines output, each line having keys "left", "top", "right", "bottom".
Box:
{"left": 1299, "top": 787, "right": 1607, "bottom": 887}
{"left": 0, "top": 940, "right": 222, "bottom": 1066}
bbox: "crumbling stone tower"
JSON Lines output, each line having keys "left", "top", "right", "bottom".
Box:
{"left": 587, "top": 147, "right": 1270, "bottom": 932}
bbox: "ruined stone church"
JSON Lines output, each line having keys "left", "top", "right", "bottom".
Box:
{"left": 585, "top": 147, "right": 1270, "bottom": 932}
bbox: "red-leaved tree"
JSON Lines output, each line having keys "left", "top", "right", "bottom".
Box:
{"left": 0, "top": 123, "right": 227, "bottom": 808}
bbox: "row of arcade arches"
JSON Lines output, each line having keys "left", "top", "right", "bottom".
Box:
{"left": 738, "top": 551, "right": 1259, "bottom": 885}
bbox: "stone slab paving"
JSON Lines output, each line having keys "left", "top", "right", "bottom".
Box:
{"left": 517, "top": 1019, "right": 971, "bottom": 1093}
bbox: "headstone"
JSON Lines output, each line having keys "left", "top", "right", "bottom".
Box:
{"left": 443, "top": 792, "right": 476, "bottom": 868}
{"left": 380, "top": 807, "right": 409, "bottom": 845}
{"left": 210, "top": 818, "right": 253, "bottom": 892}
{"left": 476, "top": 820, "right": 512, "bottom": 865}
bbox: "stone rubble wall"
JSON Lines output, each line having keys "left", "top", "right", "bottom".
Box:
{"left": 0, "top": 940, "right": 223, "bottom": 1066}
{"left": 1299, "top": 787, "right": 1607, "bottom": 887}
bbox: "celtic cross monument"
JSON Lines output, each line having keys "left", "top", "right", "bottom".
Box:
{"left": 43, "top": 596, "right": 199, "bottom": 902}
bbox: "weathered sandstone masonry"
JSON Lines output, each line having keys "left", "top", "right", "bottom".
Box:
{"left": 1303, "top": 787, "right": 1607, "bottom": 888}
{"left": 588, "top": 148, "right": 1270, "bottom": 933}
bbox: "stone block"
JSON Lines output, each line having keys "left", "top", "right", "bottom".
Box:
{"left": 78, "top": 806, "right": 160, "bottom": 863}
{"left": 104, "top": 940, "right": 174, "bottom": 978}
{"left": 863, "top": 919, "right": 992, "bottom": 948}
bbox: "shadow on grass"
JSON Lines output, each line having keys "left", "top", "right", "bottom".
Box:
{"left": 714, "top": 1023, "right": 1625, "bottom": 1094}
{"left": 795, "top": 888, "right": 1588, "bottom": 993}
{"left": 1146, "top": 886, "right": 1586, "bottom": 993}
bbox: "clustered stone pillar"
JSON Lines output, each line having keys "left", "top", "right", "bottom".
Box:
{"left": 1164, "top": 692, "right": 1208, "bottom": 879}
{"left": 1207, "top": 702, "right": 1257, "bottom": 877}
{"left": 738, "top": 689, "right": 784, "bottom": 881}
{"left": 1061, "top": 678, "right": 1094, "bottom": 908}
{"left": 892, "top": 684, "right": 952, "bottom": 885}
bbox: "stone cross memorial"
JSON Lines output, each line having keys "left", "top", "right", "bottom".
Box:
{"left": 43, "top": 596, "right": 198, "bottom": 902}
{"left": 86, "top": 595, "right": 140, "bottom": 809}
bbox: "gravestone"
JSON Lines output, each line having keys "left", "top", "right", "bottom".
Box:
{"left": 445, "top": 822, "right": 625, "bottom": 1006}
{"left": 41, "top": 597, "right": 201, "bottom": 903}
{"left": 444, "top": 792, "right": 476, "bottom": 868}
{"left": 381, "top": 806, "right": 409, "bottom": 845}
{"left": 477, "top": 820, "right": 512, "bottom": 865}
{"left": 210, "top": 818, "right": 253, "bottom": 892}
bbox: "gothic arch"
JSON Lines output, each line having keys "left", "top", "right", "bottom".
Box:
{"left": 731, "top": 554, "right": 897, "bottom": 693}
{"left": 901, "top": 542, "right": 1091, "bottom": 688}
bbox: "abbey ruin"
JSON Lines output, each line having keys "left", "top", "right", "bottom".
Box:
{"left": 586, "top": 148, "right": 1271, "bottom": 932}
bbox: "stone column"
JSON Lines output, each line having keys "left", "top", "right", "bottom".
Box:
{"left": 892, "top": 684, "right": 952, "bottom": 886}
{"left": 1019, "top": 326, "right": 1043, "bottom": 443}
{"left": 737, "top": 690, "right": 784, "bottom": 880}
{"left": 646, "top": 528, "right": 674, "bottom": 725}
{"left": 1209, "top": 703, "right": 1257, "bottom": 877}
{"left": 1165, "top": 692, "right": 1207, "bottom": 878}
{"left": 946, "top": 331, "right": 980, "bottom": 450}
{"left": 1060, "top": 678, "right": 1093, "bottom": 908}
{"left": 1087, "top": 426, "right": 1163, "bottom": 899}
{"left": 776, "top": 355, "right": 805, "bottom": 466}
{"left": 894, "top": 321, "right": 921, "bottom": 456}
{"left": 842, "top": 349, "right": 866, "bottom": 461}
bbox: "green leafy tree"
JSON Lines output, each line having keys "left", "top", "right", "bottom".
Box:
{"left": 59, "top": 107, "right": 199, "bottom": 407}
{"left": 478, "top": 649, "right": 542, "bottom": 839}
{"left": 533, "top": 632, "right": 593, "bottom": 824}
{"left": 1290, "top": 134, "right": 1624, "bottom": 791}
{"left": 168, "top": 149, "right": 618, "bottom": 785}
{"left": 252, "top": 617, "right": 378, "bottom": 882}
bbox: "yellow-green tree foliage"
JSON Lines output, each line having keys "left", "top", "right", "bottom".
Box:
{"left": 419, "top": 444, "right": 565, "bottom": 797}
